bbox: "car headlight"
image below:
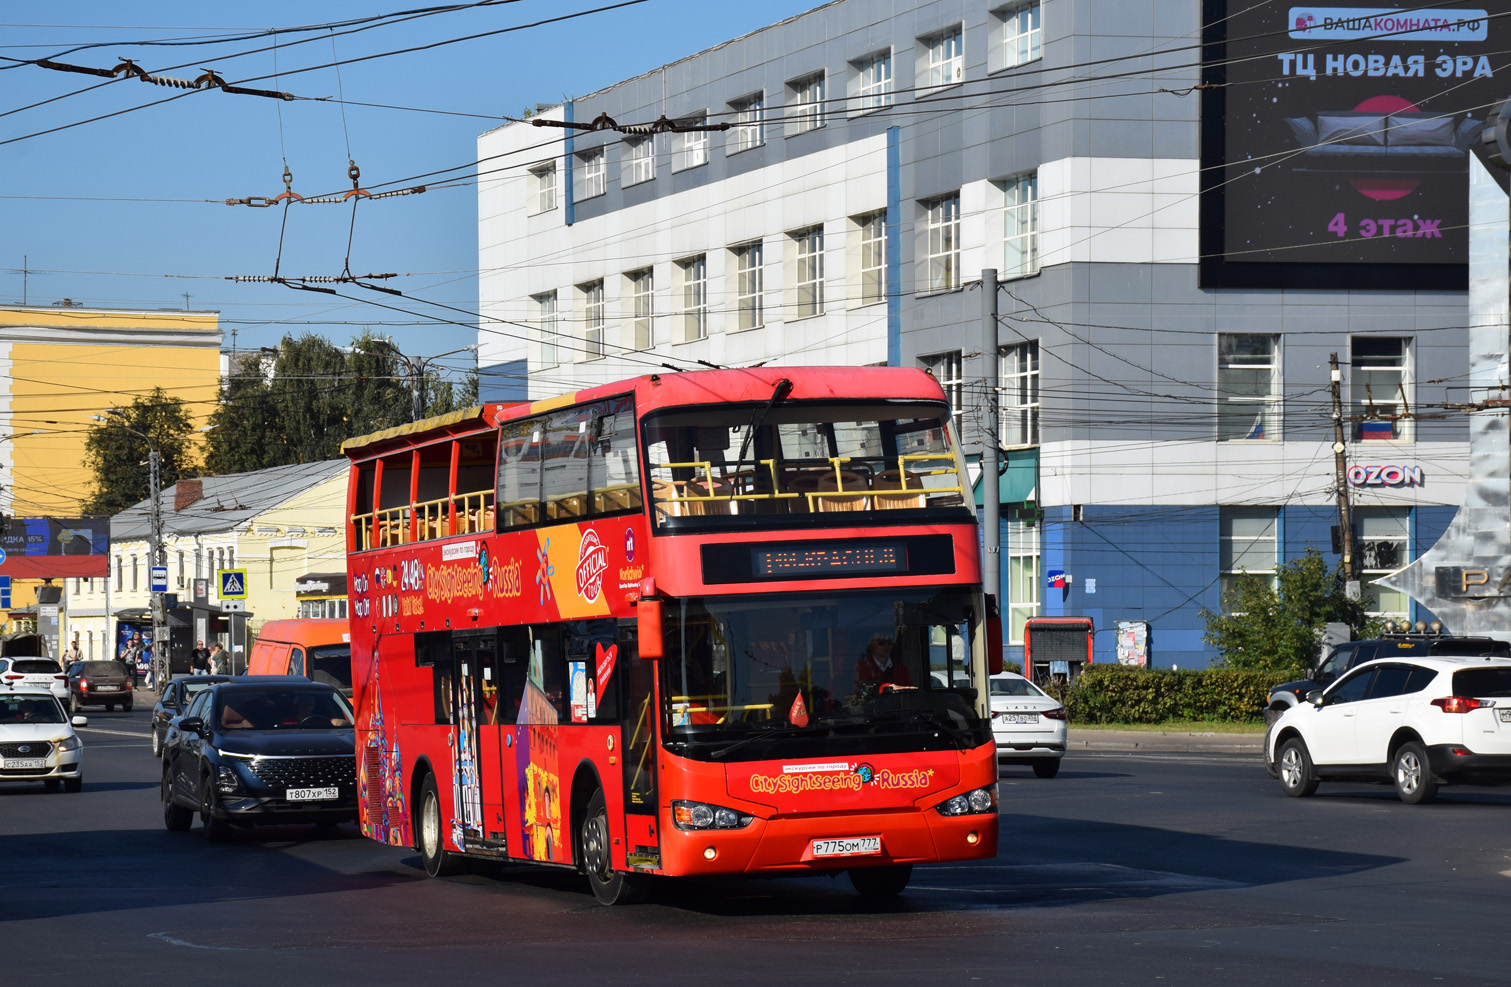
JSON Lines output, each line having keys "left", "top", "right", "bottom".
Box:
{"left": 936, "top": 784, "right": 998, "bottom": 816}
{"left": 671, "top": 799, "right": 754, "bottom": 830}
{"left": 56, "top": 735, "right": 82, "bottom": 752}
{"left": 216, "top": 765, "right": 241, "bottom": 794}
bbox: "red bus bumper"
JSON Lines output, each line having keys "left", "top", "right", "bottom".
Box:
{"left": 657, "top": 805, "right": 997, "bottom": 875}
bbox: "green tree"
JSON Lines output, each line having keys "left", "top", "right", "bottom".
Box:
{"left": 205, "top": 350, "right": 282, "bottom": 475}
{"left": 1201, "top": 548, "right": 1378, "bottom": 672}
{"left": 423, "top": 365, "right": 480, "bottom": 417}
{"left": 83, "top": 387, "right": 198, "bottom": 515}
{"left": 345, "top": 333, "right": 411, "bottom": 437}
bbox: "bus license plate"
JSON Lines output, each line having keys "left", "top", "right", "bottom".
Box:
{"left": 286, "top": 787, "right": 339, "bottom": 801}
{"left": 812, "top": 836, "right": 881, "bottom": 858}
{"left": 1, "top": 758, "right": 46, "bottom": 770}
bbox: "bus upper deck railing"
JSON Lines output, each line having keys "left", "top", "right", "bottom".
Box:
{"left": 353, "top": 488, "right": 496, "bottom": 550}
{"left": 650, "top": 454, "right": 965, "bottom": 520}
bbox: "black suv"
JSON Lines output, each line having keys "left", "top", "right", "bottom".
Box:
{"left": 148, "top": 675, "right": 234, "bottom": 757}
{"left": 1265, "top": 634, "right": 1511, "bottom": 722}
{"left": 66, "top": 660, "right": 134, "bottom": 713}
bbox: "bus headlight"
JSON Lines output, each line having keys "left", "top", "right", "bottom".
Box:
{"left": 936, "top": 784, "right": 998, "bottom": 816}
{"left": 672, "top": 800, "right": 754, "bottom": 830}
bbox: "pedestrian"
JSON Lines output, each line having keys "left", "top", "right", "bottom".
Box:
{"left": 190, "top": 639, "right": 210, "bottom": 675}
{"left": 62, "top": 637, "right": 81, "bottom": 664}
{"left": 209, "top": 643, "right": 228, "bottom": 675}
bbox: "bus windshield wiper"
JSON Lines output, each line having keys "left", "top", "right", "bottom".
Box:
{"left": 708, "top": 722, "right": 812, "bottom": 760}
{"left": 735, "top": 377, "right": 792, "bottom": 467}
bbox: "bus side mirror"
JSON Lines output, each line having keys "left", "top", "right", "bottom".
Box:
{"left": 985, "top": 594, "right": 1003, "bottom": 675}
{"left": 637, "top": 598, "right": 664, "bottom": 661}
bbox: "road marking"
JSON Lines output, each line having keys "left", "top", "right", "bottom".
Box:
{"left": 149, "top": 932, "right": 245, "bottom": 951}
{"left": 77, "top": 726, "right": 150, "bottom": 739}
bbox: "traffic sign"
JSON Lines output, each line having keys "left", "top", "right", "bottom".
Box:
{"left": 220, "top": 600, "right": 245, "bottom": 612}
{"left": 0, "top": 575, "right": 10, "bottom": 609}
{"left": 150, "top": 565, "right": 168, "bottom": 593}
{"left": 218, "top": 569, "right": 248, "bottom": 600}
{"left": 0, "top": 547, "right": 8, "bottom": 566}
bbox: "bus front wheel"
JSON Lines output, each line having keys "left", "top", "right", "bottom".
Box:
{"left": 417, "top": 774, "right": 461, "bottom": 877}
{"left": 581, "top": 789, "right": 647, "bottom": 906}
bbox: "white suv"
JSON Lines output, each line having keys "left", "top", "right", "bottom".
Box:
{"left": 1266, "top": 655, "right": 1511, "bottom": 804}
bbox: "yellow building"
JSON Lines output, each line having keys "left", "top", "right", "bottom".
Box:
{"left": 0, "top": 303, "right": 221, "bottom": 518}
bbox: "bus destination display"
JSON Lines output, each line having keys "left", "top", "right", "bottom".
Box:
{"left": 753, "top": 543, "right": 908, "bottom": 578}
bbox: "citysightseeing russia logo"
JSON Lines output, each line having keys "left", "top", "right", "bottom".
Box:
{"left": 575, "top": 528, "right": 608, "bottom": 603}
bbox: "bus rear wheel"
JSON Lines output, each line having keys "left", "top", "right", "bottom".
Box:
{"left": 581, "top": 789, "right": 647, "bottom": 906}
{"left": 848, "top": 864, "right": 912, "bottom": 897}
{"left": 416, "top": 773, "right": 461, "bottom": 877}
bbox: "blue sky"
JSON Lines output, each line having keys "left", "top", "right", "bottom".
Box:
{"left": 0, "top": 1, "right": 817, "bottom": 382}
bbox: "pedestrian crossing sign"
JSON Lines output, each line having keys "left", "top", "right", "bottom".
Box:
{"left": 218, "top": 569, "right": 248, "bottom": 600}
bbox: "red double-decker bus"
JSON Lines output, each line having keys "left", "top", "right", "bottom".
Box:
{"left": 343, "top": 366, "right": 1001, "bottom": 903}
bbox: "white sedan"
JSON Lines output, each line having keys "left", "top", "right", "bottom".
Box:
{"left": 0, "top": 656, "right": 69, "bottom": 705}
{"left": 989, "top": 672, "right": 1067, "bottom": 778}
{"left": 0, "top": 688, "right": 86, "bottom": 792}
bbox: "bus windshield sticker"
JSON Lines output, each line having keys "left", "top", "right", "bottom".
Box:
{"left": 595, "top": 642, "right": 617, "bottom": 697}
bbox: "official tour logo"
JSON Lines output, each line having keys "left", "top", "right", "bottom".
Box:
{"left": 575, "top": 529, "right": 608, "bottom": 602}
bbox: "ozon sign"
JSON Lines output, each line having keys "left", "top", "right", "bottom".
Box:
{"left": 1347, "top": 464, "right": 1422, "bottom": 487}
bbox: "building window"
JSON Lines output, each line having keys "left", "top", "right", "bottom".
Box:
{"left": 854, "top": 50, "right": 893, "bottom": 110}
{"left": 794, "top": 227, "right": 824, "bottom": 318}
{"left": 674, "top": 116, "right": 709, "bottom": 171}
{"left": 114, "top": 555, "right": 122, "bottom": 592}
{"left": 1002, "top": 1, "right": 1043, "bottom": 68}
{"left": 1218, "top": 334, "right": 1280, "bottom": 441}
{"left": 581, "top": 280, "right": 605, "bottom": 360}
{"left": 1006, "top": 519, "right": 1040, "bottom": 644}
{"left": 734, "top": 243, "right": 764, "bottom": 331}
{"left": 625, "top": 137, "right": 655, "bottom": 186}
{"left": 529, "top": 163, "right": 556, "bottom": 214}
{"left": 629, "top": 269, "right": 654, "bottom": 350}
{"left": 921, "top": 351, "right": 964, "bottom": 434}
{"left": 858, "top": 211, "right": 886, "bottom": 306}
{"left": 1352, "top": 337, "right": 1410, "bottom": 440}
{"left": 1002, "top": 173, "right": 1039, "bottom": 278}
{"left": 576, "top": 148, "right": 605, "bottom": 200}
{"left": 227, "top": 548, "right": 234, "bottom": 571}
{"left": 1357, "top": 508, "right": 1410, "bottom": 620}
{"left": 131, "top": 554, "right": 139, "bottom": 592}
{"left": 535, "top": 291, "right": 559, "bottom": 368}
{"left": 925, "top": 27, "right": 964, "bottom": 90}
{"left": 678, "top": 255, "right": 707, "bottom": 341}
{"left": 1220, "top": 507, "right": 1278, "bottom": 606}
{"left": 176, "top": 550, "right": 185, "bottom": 588}
{"left": 730, "top": 93, "right": 765, "bottom": 152}
{"left": 1001, "top": 341, "right": 1040, "bottom": 447}
{"left": 789, "top": 73, "right": 825, "bottom": 133}
{"left": 924, "top": 194, "right": 961, "bottom": 293}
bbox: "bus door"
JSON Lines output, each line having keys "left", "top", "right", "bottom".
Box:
{"left": 619, "top": 623, "right": 660, "bottom": 868}
{"left": 448, "top": 630, "right": 500, "bottom": 852}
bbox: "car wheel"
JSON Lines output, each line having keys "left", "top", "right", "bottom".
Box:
{"left": 150, "top": 728, "right": 161, "bottom": 758}
{"left": 123, "top": 696, "right": 133, "bottom": 712}
{"left": 848, "top": 864, "right": 913, "bottom": 897}
{"left": 1032, "top": 759, "right": 1061, "bottom": 779}
{"left": 69, "top": 694, "right": 80, "bottom": 715}
{"left": 1392, "top": 741, "right": 1438, "bottom": 805}
{"left": 580, "top": 789, "right": 648, "bottom": 905}
{"left": 416, "top": 774, "right": 460, "bottom": 877}
{"left": 63, "top": 775, "right": 82, "bottom": 793}
{"left": 43, "top": 778, "right": 60, "bottom": 791}
{"left": 1277, "top": 737, "right": 1319, "bottom": 797}
{"left": 163, "top": 769, "right": 193, "bottom": 831}
{"left": 104, "top": 702, "right": 115, "bottom": 713}
{"left": 200, "top": 773, "right": 231, "bottom": 842}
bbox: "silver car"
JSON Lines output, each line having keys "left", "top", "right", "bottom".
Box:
{"left": 989, "top": 672, "right": 1067, "bottom": 778}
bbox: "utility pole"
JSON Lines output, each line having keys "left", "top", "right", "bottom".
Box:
{"left": 981, "top": 269, "right": 1001, "bottom": 635}
{"left": 1329, "top": 352, "right": 1359, "bottom": 595}
{"left": 148, "top": 447, "right": 167, "bottom": 691}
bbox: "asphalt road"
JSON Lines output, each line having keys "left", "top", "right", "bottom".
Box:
{"left": 6, "top": 703, "right": 1511, "bottom": 986}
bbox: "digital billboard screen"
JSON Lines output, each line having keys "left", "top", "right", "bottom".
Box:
{"left": 1200, "top": 2, "right": 1508, "bottom": 289}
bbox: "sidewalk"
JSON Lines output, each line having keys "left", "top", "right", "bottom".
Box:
{"left": 1069, "top": 728, "right": 1264, "bottom": 754}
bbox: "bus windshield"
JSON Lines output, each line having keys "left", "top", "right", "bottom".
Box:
{"left": 660, "top": 588, "right": 989, "bottom": 762}
{"left": 643, "top": 400, "right": 968, "bottom": 527}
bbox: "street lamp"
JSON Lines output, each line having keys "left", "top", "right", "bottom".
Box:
{"left": 353, "top": 340, "right": 479, "bottom": 422}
